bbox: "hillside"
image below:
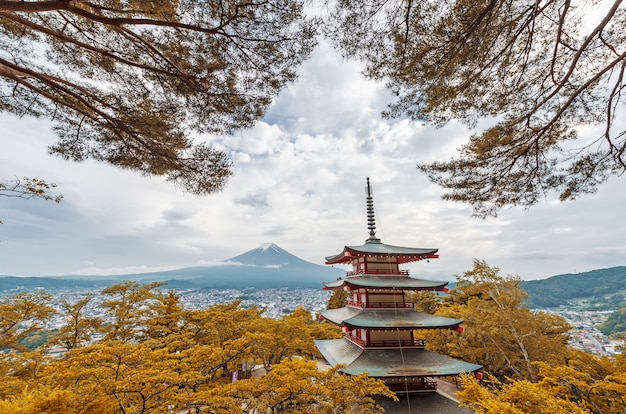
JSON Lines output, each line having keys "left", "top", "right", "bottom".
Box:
{"left": 522, "top": 266, "right": 626, "bottom": 308}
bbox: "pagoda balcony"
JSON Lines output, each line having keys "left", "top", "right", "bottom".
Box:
{"left": 385, "top": 378, "right": 437, "bottom": 393}
{"left": 346, "top": 299, "right": 414, "bottom": 309}
{"left": 346, "top": 269, "right": 410, "bottom": 277}
{"left": 345, "top": 335, "right": 426, "bottom": 349}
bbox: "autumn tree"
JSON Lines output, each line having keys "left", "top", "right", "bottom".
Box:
{"left": 324, "top": 0, "right": 626, "bottom": 216}
{"left": 0, "top": 177, "right": 62, "bottom": 204}
{"left": 458, "top": 349, "right": 626, "bottom": 414}
{"left": 216, "top": 358, "right": 395, "bottom": 413}
{"left": 405, "top": 290, "right": 443, "bottom": 314}
{"left": 0, "top": 284, "right": 370, "bottom": 413}
{"left": 534, "top": 349, "right": 626, "bottom": 414}
{"left": 0, "top": 177, "right": 62, "bottom": 224}
{"left": 54, "top": 294, "right": 103, "bottom": 350}
{"left": 326, "top": 289, "right": 349, "bottom": 310}
{"left": 0, "top": 387, "right": 86, "bottom": 414}
{"left": 0, "top": 1, "right": 318, "bottom": 194}
{"left": 143, "top": 289, "right": 185, "bottom": 346}
{"left": 252, "top": 306, "right": 341, "bottom": 370}
{"left": 0, "top": 290, "right": 55, "bottom": 351}
{"left": 0, "top": 291, "right": 56, "bottom": 400}
{"left": 457, "top": 372, "right": 589, "bottom": 414}
{"left": 425, "top": 260, "right": 571, "bottom": 381}
{"left": 182, "top": 300, "right": 266, "bottom": 347}
{"left": 99, "top": 281, "right": 164, "bottom": 342}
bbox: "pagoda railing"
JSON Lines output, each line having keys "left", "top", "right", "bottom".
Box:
{"left": 345, "top": 335, "right": 425, "bottom": 348}
{"left": 346, "top": 300, "right": 414, "bottom": 309}
{"left": 346, "top": 269, "right": 410, "bottom": 277}
{"left": 386, "top": 379, "right": 437, "bottom": 393}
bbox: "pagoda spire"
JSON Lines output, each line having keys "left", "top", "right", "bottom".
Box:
{"left": 365, "top": 177, "right": 381, "bottom": 244}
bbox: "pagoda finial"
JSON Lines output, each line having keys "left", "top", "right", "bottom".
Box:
{"left": 365, "top": 177, "right": 381, "bottom": 244}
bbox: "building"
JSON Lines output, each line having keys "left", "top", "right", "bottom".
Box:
{"left": 314, "top": 178, "right": 482, "bottom": 413}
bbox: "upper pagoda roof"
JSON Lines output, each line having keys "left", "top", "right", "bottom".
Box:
{"left": 323, "top": 276, "right": 448, "bottom": 290}
{"left": 314, "top": 338, "right": 482, "bottom": 378}
{"left": 325, "top": 243, "right": 439, "bottom": 265}
{"left": 320, "top": 307, "right": 462, "bottom": 329}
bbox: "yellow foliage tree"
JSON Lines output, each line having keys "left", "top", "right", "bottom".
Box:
{"left": 55, "top": 294, "right": 103, "bottom": 350}
{"left": 0, "top": 291, "right": 55, "bottom": 351}
{"left": 424, "top": 260, "right": 570, "bottom": 381}
{"left": 0, "top": 282, "right": 353, "bottom": 413}
{"left": 99, "top": 281, "right": 164, "bottom": 342}
{"left": 214, "top": 358, "right": 395, "bottom": 413}
{"left": 534, "top": 349, "right": 626, "bottom": 414}
{"left": 458, "top": 349, "right": 626, "bottom": 414}
{"left": 326, "top": 290, "right": 349, "bottom": 310}
{"left": 457, "top": 373, "right": 589, "bottom": 414}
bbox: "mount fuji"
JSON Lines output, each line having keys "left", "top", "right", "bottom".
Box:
{"left": 226, "top": 243, "right": 323, "bottom": 268}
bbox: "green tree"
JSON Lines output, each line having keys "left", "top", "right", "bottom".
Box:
{"left": 599, "top": 307, "right": 626, "bottom": 337}
{"left": 325, "top": 0, "right": 626, "bottom": 216}
{"left": 0, "top": 1, "right": 318, "bottom": 194}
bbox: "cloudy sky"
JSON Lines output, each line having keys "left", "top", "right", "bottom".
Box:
{"left": 1, "top": 41, "right": 625, "bottom": 281}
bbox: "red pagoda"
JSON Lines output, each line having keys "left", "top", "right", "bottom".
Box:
{"left": 314, "top": 178, "right": 481, "bottom": 411}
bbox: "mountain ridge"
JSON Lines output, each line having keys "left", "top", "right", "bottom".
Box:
{"left": 521, "top": 266, "right": 626, "bottom": 308}
{"left": 0, "top": 243, "right": 343, "bottom": 291}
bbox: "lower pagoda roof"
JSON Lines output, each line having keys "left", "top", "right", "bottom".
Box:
{"left": 323, "top": 276, "right": 448, "bottom": 291}
{"left": 320, "top": 307, "right": 463, "bottom": 329}
{"left": 314, "top": 338, "right": 482, "bottom": 378}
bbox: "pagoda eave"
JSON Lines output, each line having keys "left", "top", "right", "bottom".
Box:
{"left": 325, "top": 244, "right": 439, "bottom": 265}
{"left": 320, "top": 307, "right": 464, "bottom": 330}
{"left": 322, "top": 276, "right": 449, "bottom": 291}
{"left": 314, "top": 339, "right": 482, "bottom": 378}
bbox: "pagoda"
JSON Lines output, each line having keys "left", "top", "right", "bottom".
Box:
{"left": 314, "top": 178, "right": 481, "bottom": 408}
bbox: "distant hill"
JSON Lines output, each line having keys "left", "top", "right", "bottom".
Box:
{"left": 522, "top": 266, "right": 626, "bottom": 308}
{"left": 0, "top": 243, "right": 344, "bottom": 292}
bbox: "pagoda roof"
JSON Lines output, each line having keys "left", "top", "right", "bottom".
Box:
{"left": 314, "top": 338, "right": 482, "bottom": 377}
{"left": 325, "top": 243, "right": 439, "bottom": 265}
{"left": 323, "top": 276, "right": 448, "bottom": 290}
{"left": 320, "top": 307, "right": 463, "bottom": 329}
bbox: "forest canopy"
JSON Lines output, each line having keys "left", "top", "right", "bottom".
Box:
{"left": 0, "top": 282, "right": 397, "bottom": 413}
